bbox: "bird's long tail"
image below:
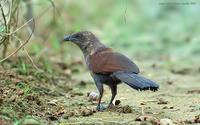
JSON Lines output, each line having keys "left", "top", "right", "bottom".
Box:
{"left": 112, "top": 72, "right": 159, "bottom": 91}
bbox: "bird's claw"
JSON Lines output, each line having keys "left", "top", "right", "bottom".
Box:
{"left": 107, "top": 103, "right": 114, "bottom": 109}
{"left": 96, "top": 104, "right": 106, "bottom": 111}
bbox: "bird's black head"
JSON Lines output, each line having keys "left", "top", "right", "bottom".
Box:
{"left": 63, "top": 31, "right": 99, "bottom": 49}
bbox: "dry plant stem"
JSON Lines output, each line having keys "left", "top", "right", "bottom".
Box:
{"left": 24, "top": 48, "right": 40, "bottom": 70}
{"left": 0, "top": 18, "right": 33, "bottom": 36}
{"left": 2, "top": 43, "right": 8, "bottom": 58}
{"left": 0, "top": 5, "right": 52, "bottom": 37}
{"left": 12, "top": 35, "right": 40, "bottom": 71}
{"left": 0, "top": 1, "right": 56, "bottom": 64}
{"left": 0, "top": 3, "right": 8, "bottom": 35}
{"left": 0, "top": 3, "right": 8, "bottom": 57}
{"left": 0, "top": 1, "right": 55, "bottom": 38}
{"left": 123, "top": 0, "right": 127, "bottom": 24}
{"left": 0, "top": 18, "right": 35, "bottom": 63}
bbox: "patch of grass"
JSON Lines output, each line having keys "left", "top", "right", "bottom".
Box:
{"left": 4, "top": 79, "right": 12, "bottom": 85}
{"left": 14, "top": 115, "right": 42, "bottom": 125}
{"left": 43, "top": 58, "right": 53, "bottom": 73}
{"left": 16, "top": 82, "right": 32, "bottom": 96}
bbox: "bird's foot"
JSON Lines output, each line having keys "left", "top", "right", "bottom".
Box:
{"left": 96, "top": 104, "right": 106, "bottom": 111}
{"left": 107, "top": 103, "right": 114, "bottom": 109}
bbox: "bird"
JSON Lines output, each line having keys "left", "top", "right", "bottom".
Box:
{"left": 63, "top": 31, "right": 159, "bottom": 111}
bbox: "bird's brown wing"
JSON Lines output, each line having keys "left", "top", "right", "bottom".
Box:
{"left": 89, "top": 48, "right": 140, "bottom": 74}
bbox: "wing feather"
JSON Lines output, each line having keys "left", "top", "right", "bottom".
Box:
{"left": 89, "top": 48, "right": 140, "bottom": 74}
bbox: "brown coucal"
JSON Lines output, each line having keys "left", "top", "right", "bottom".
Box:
{"left": 63, "top": 31, "right": 159, "bottom": 111}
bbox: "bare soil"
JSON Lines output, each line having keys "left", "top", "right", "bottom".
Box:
{"left": 0, "top": 57, "right": 200, "bottom": 125}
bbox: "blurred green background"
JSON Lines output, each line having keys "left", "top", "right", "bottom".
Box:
{"left": 1, "top": 0, "right": 200, "bottom": 69}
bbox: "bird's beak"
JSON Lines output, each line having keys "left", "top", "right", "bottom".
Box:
{"left": 63, "top": 35, "right": 72, "bottom": 41}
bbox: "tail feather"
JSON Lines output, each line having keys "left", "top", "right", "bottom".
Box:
{"left": 112, "top": 72, "right": 159, "bottom": 91}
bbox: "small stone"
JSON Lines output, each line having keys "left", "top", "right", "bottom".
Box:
{"left": 88, "top": 91, "right": 99, "bottom": 101}
{"left": 122, "top": 105, "right": 132, "bottom": 113}
{"left": 91, "top": 107, "right": 97, "bottom": 113}
{"left": 160, "top": 118, "right": 174, "bottom": 125}
{"left": 17, "top": 89, "right": 24, "bottom": 95}
{"left": 64, "top": 69, "right": 71, "bottom": 76}
{"left": 115, "top": 100, "right": 121, "bottom": 106}
{"left": 80, "top": 108, "right": 93, "bottom": 116}
{"left": 135, "top": 116, "right": 157, "bottom": 122}
{"left": 140, "top": 102, "right": 146, "bottom": 105}
{"left": 157, "top": 98, "right": 168, "bottom": 104}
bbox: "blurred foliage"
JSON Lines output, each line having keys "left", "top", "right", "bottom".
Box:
{"left": 1, "top": 0, "right": 200, "bottom": 68}
{"left": 31, "top": 0, "right": 200, "bottom": 61}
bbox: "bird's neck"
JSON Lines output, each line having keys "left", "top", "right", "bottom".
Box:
{"left": 81, "top": 41, "right": 107, "bottom": 57}
{"left": 81, "top": 41, "right": 108, "bottom": 71}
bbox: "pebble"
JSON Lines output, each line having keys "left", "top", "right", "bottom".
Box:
{"left": 115, "top": 100, "right": 121, "bottom": 105}
{"left": 160, "top": 118, "right": 174, "bottom": 125}
{"left": 88, "top": 91, "right": 99, "bottom": 101}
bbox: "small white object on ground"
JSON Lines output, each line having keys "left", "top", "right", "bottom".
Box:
{"left": 88, "top": 91, "right": 99, "bottom": 101}
{"left": 160, "top": 118, "right": 174, "bottom": 125}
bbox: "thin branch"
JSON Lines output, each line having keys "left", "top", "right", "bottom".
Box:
{"left": 0, "top": 2, "right": 8, "bottom": 45}
{"left": 0, "top": 18, "right": 33, "bottom": 37}
{"left": 0, "top": 5, "right": 52, "bottom": 38}
{"left": 0, "top": 18, "right": 35, "bottom": 63}
{"left": 0, "top": 3, "right": 7, "bottom": 31}
{"left": 123, "top": 0, "right": 128, "bottom": 24}
{"left": 12, "top": 34, "right": 40, "bottom": 71}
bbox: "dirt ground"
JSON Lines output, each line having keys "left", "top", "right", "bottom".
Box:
{"left": 0, "top": 57, "right": 200, "bottom": 125}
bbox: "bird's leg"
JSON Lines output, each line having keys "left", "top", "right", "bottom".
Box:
{"left": 95, "top": 82, "right": 105, "bottom": 111}
{"left": 107, "top": 85, "right": 117, "bottom": 108}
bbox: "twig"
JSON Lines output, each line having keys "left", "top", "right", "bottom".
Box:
{"left": 0, "top": 3, "right": 7, "bottom": 32}
{"left": 123, "top": 0, "right": 128, "bottom": 24}
{"left": 0, "top": 5, "right": 52, "bottom": 37}
{"left": 24, "top": 48, "right": 40, "bottom": 70}
{"left": 48, "top": 0, "right": 61, "bottom": 20}
{"left": 0, "top": 18, "right": 35, "bottom": 63}
{"left": 0, "top": 2, "right": 8, "bottom": 57}
{"left": 12, "top": 34, "right": 40, "bottom": 71}
{"left": 0, "top": 18, "right": 33, "bottom": 37}
{"left": 0, "top": 0, "right": 56, "bottom": 63}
